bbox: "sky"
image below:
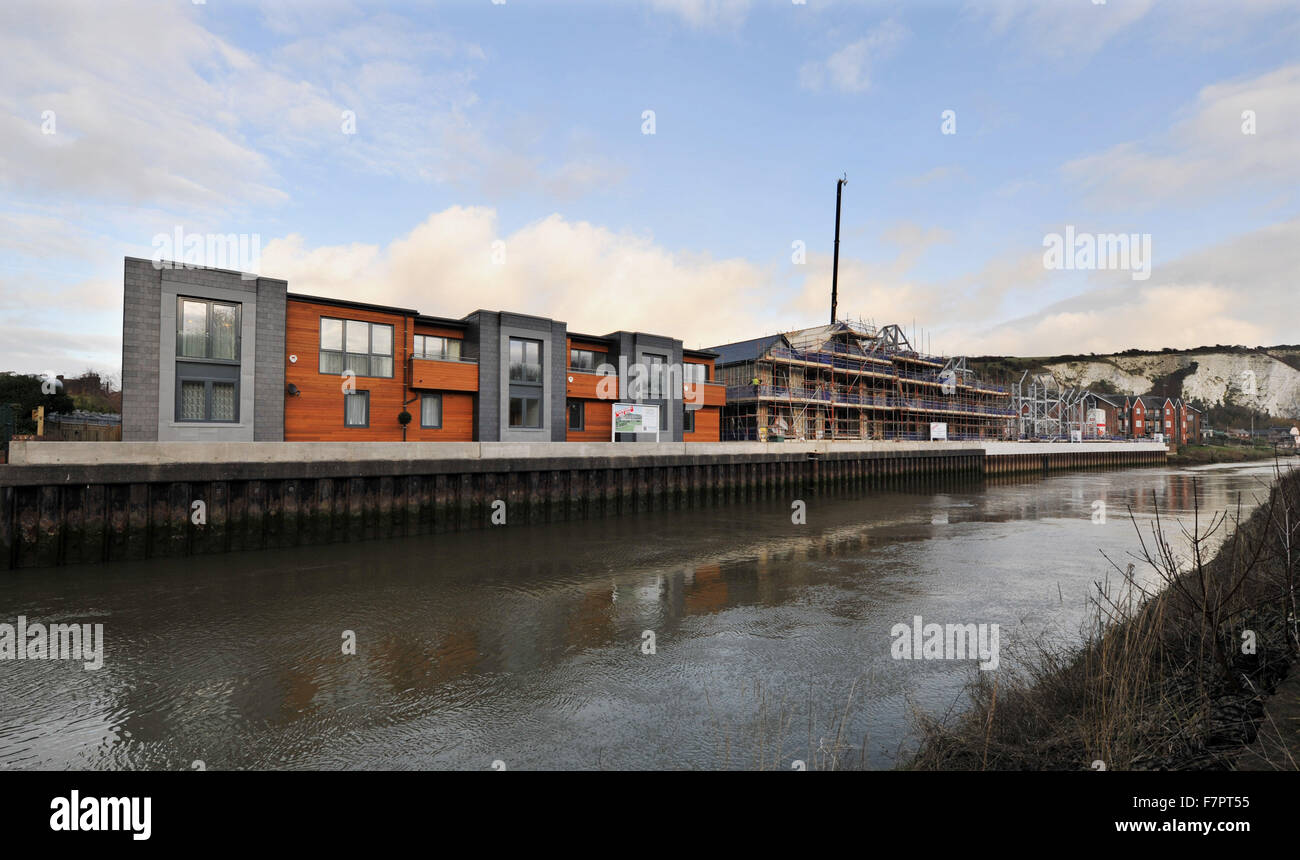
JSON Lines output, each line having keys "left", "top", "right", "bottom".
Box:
{"left": 1, "top": 0, "right": 1298, "bottom": 379}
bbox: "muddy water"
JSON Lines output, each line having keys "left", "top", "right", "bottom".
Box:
{"left": 0, "top": 460, "right": 1291, "bottom": 770}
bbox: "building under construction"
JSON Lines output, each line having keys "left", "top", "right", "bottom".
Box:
{"left": 709, "top": 320, "right": 1016, "bottom": 442}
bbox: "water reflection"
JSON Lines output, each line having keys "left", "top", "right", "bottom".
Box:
{"left": 0, "top": 461, "right": 1291, "bottom": 770}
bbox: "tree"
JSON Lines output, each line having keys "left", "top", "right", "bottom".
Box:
{"left": 0, "top": 373, "right": 76, "bottom": 433}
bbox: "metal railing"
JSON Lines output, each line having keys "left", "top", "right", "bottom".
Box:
{"left": 410, "top": 354, "right": 478, "bottom": 364}
{"left": 727, "top": 385, "right": 1016, "bottom": 415}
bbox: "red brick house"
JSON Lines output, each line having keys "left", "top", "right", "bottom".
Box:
{"left": 1115, "top": 395, "right": 1202, "bottom": 443}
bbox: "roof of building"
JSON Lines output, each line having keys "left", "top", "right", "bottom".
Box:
{"left": 415, "top": 314, "right": 469, "bottom": 329}
{"left": 785, "top": 322, "right": 846, "bottom": 351}
{"left": 567, "top": 331, "right": 613, "bottom": 345}
{"left": 287, "top": 292, "right": 420, "bottom": 317}
{"left": 126, "top": 256, "right": 287, "bottom": 284}
{"left": 707, "top": 333, "right": 790, "bottom": 366}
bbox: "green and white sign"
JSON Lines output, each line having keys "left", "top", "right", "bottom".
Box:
{"left": 613, "top": 402, "right": 660, "bottom": 440}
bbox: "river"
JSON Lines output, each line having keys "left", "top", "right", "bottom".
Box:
{"left": 0, "top": 459, "right": 1293, "bottom": 770}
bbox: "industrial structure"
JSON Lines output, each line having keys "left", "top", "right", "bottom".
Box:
{"left": 1011, "top": 372, "right": 1203, "bottom": 443}
{"left": 709, "top": 320, "right": 1016, "bottom": 441}
{"left": 1012, "top": 372, "right": 1102, "bottom": 441}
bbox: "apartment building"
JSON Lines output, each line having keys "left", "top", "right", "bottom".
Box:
{"left": 1112, "top": 395, "right": 1202, "bottom": 444}
{"left": 121, "top": 258, "right": 724, "bottom": 443}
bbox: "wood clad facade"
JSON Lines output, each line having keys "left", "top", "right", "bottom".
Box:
{"left": 285, "top": 298, "right": 408, "bottom": 441}
{"left": 565, "top": 337, "right": 616, "bottom": 442}
{"left": 285, "top": 298, "right": 476, "bottom": 442}
{"left": 282, "top": 297, "right": 720, "bottom": 443}
{"left": 684, "top": 354, "right": 722, "bottom": 442}
{"left": 562, "top": 347, "right": 723, "bottom": 443}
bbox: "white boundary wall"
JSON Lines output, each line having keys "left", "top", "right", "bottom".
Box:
{"left": 8, "top": 439, "right": 1168, "bottom": 467}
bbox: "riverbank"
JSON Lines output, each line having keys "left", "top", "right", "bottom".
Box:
{"left": 906, "top": 463, "right": 1299, "bottom": 770}
{"left": 1168, "top": 443, "right": 1291, "bottom": 467}
{"left": 0, "top": 439, "right": 1164, "bottom": 570}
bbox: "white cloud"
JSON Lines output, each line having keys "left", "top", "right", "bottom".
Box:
{"left": 0, "top": 1, "right": 494, "bottom": 212}
{"left": 648, "top": 0, "right": 753, "bottom": 30}
{"left": 970, "top": 0, "right": 1157, "bottom": 59}
{"left": 952, "top": 217, "right": 1300, "bottom": 356}
{"left": 799, "top": 20, "right": 905, "bottom": 93}
{"left": 0, "top": 1, "right": 298, "bottom": 211}
{"left": 1062, "top": 63, "right": 1300, "bottom": 210}
{"left": 261, "top": 206, "right": 773, "bottom": 349}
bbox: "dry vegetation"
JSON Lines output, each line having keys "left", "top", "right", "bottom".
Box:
{"left": 908, "top": 465, "right": 1300, "bottom": 770}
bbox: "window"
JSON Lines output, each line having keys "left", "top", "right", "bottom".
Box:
{"left": 344, "top": 391, "right": 369, "bottom": 427}
{"left": 319, "top": 317, "right": 394, "bottom": 378}
{"left": 509, "top": 337, "right": 543, "bottom": 383}
{"left": 683, "top": 408, "right": 695, "bottom": 433}
{"left": 177, "top": 298, "right": 240, "bottom": 361}
{"left": 570, "top": 348, "right": 599, "bottom": 371}
{"left": 567, "top": 399, "right": 584, "bottom": 431}
{"left": 509, "top": 394, "right": 542, "bottom": 428}
{"left": 420, "top": 394, "right": 443, "bottom": 429}
{"left": 414, "top": 335, "right": 461, "bottom": 361}
{"left": 643, "top": 353, "right": 666, "bottom": 397}
{"left": 175, "top": 297, "right": 240, "bottom": 423}
{"left": 683, "top": 363, "right": 707, "bottom": 383}
{"left": 175, "top": 364, "right": 239, "bottom": 422}
{"left": 508, "top": 337, "right": 544, "bottom": 429}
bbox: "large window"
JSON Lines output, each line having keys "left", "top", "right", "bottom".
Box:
{"left": 414, "top": 335, "right": 461, "bottom": 361}
{"left": 683, "top": 408, "right": 696, "bottom": 434}
{"left": 570, "top": 348, "right": 599, "bottom": 371}
{"left": 177, "top": 298, "right": 240, "bottom": 361}
{"left": 643, "top": 352, "right": 667, "bottom": 398}
{"left": 320, "top": 317, "right": 393, "bottom": 378}
{"left": 509, "top": 337, "right": 543, "bottom": 383}
{"left": 508, "top": 336, "right": 544, "bottom": 429}
{"left": 421, "top": 394, "right": 443, "bottom": 429}
{"left": 175, "top": 297, "right": 240, "bottom": 423}
{"left": 344, "top": 391, "right": 369, "bottom": 427}
{"left": 567, "top": 399, "right": 584, "bottom": 431}
{"left": 683, "top": 363, "right": 707, "bottom": 383}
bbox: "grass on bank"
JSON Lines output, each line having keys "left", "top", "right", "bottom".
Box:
{"left": 1169, "top": 443, "right": 1293, "bottom": 466}
{"left": 907, "top": 465, "right": 1300, "bottom": 770}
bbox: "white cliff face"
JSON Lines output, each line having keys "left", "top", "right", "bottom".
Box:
{"left": 1041, "top": 350, "right": 1300, "bottom": 418}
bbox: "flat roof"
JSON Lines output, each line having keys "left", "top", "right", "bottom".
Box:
{"left": 414, "top": 314, "right": 469, "bottom": 329}
{"left": 287, "top": 292, "right": 420, "bottom": 317}
{"left": 568, "top": 331, "right": 614, "bottom": 345}
{"left": 126, "top": 256, "right": 287, "bottom": 283}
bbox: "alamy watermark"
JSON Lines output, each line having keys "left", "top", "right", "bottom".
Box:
{"left": 151, "top": 226, "right": 261, "bottom": 280}
{"left": 1, "top": 616, "right": 104, "bottom": 670}
{"left": 591, "top": 355, "right": 707, "bottom": 409}
{"left": 50, "top": 791, "right": 150, "bottom": 841}
{"left": 890, "top": 614, "right": 999, "bottom": 671}
{"left": 1043, "top": 225, "right": 1150, "bottom": 281}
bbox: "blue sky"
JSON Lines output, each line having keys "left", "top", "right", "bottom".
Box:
{"left": 2, "top": 0, "right": 1298, "bottom": 377}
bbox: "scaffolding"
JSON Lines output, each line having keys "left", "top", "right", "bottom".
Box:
{"left": 713, "top": 320, "right": 1017, "bottom": 442}
{"left": 1011, "top": 371, "right": 1106, "bottom": 440}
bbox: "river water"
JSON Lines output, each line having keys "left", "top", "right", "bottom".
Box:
{"left": 1, "top": 460, "right": 1293, "bottom": 770}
